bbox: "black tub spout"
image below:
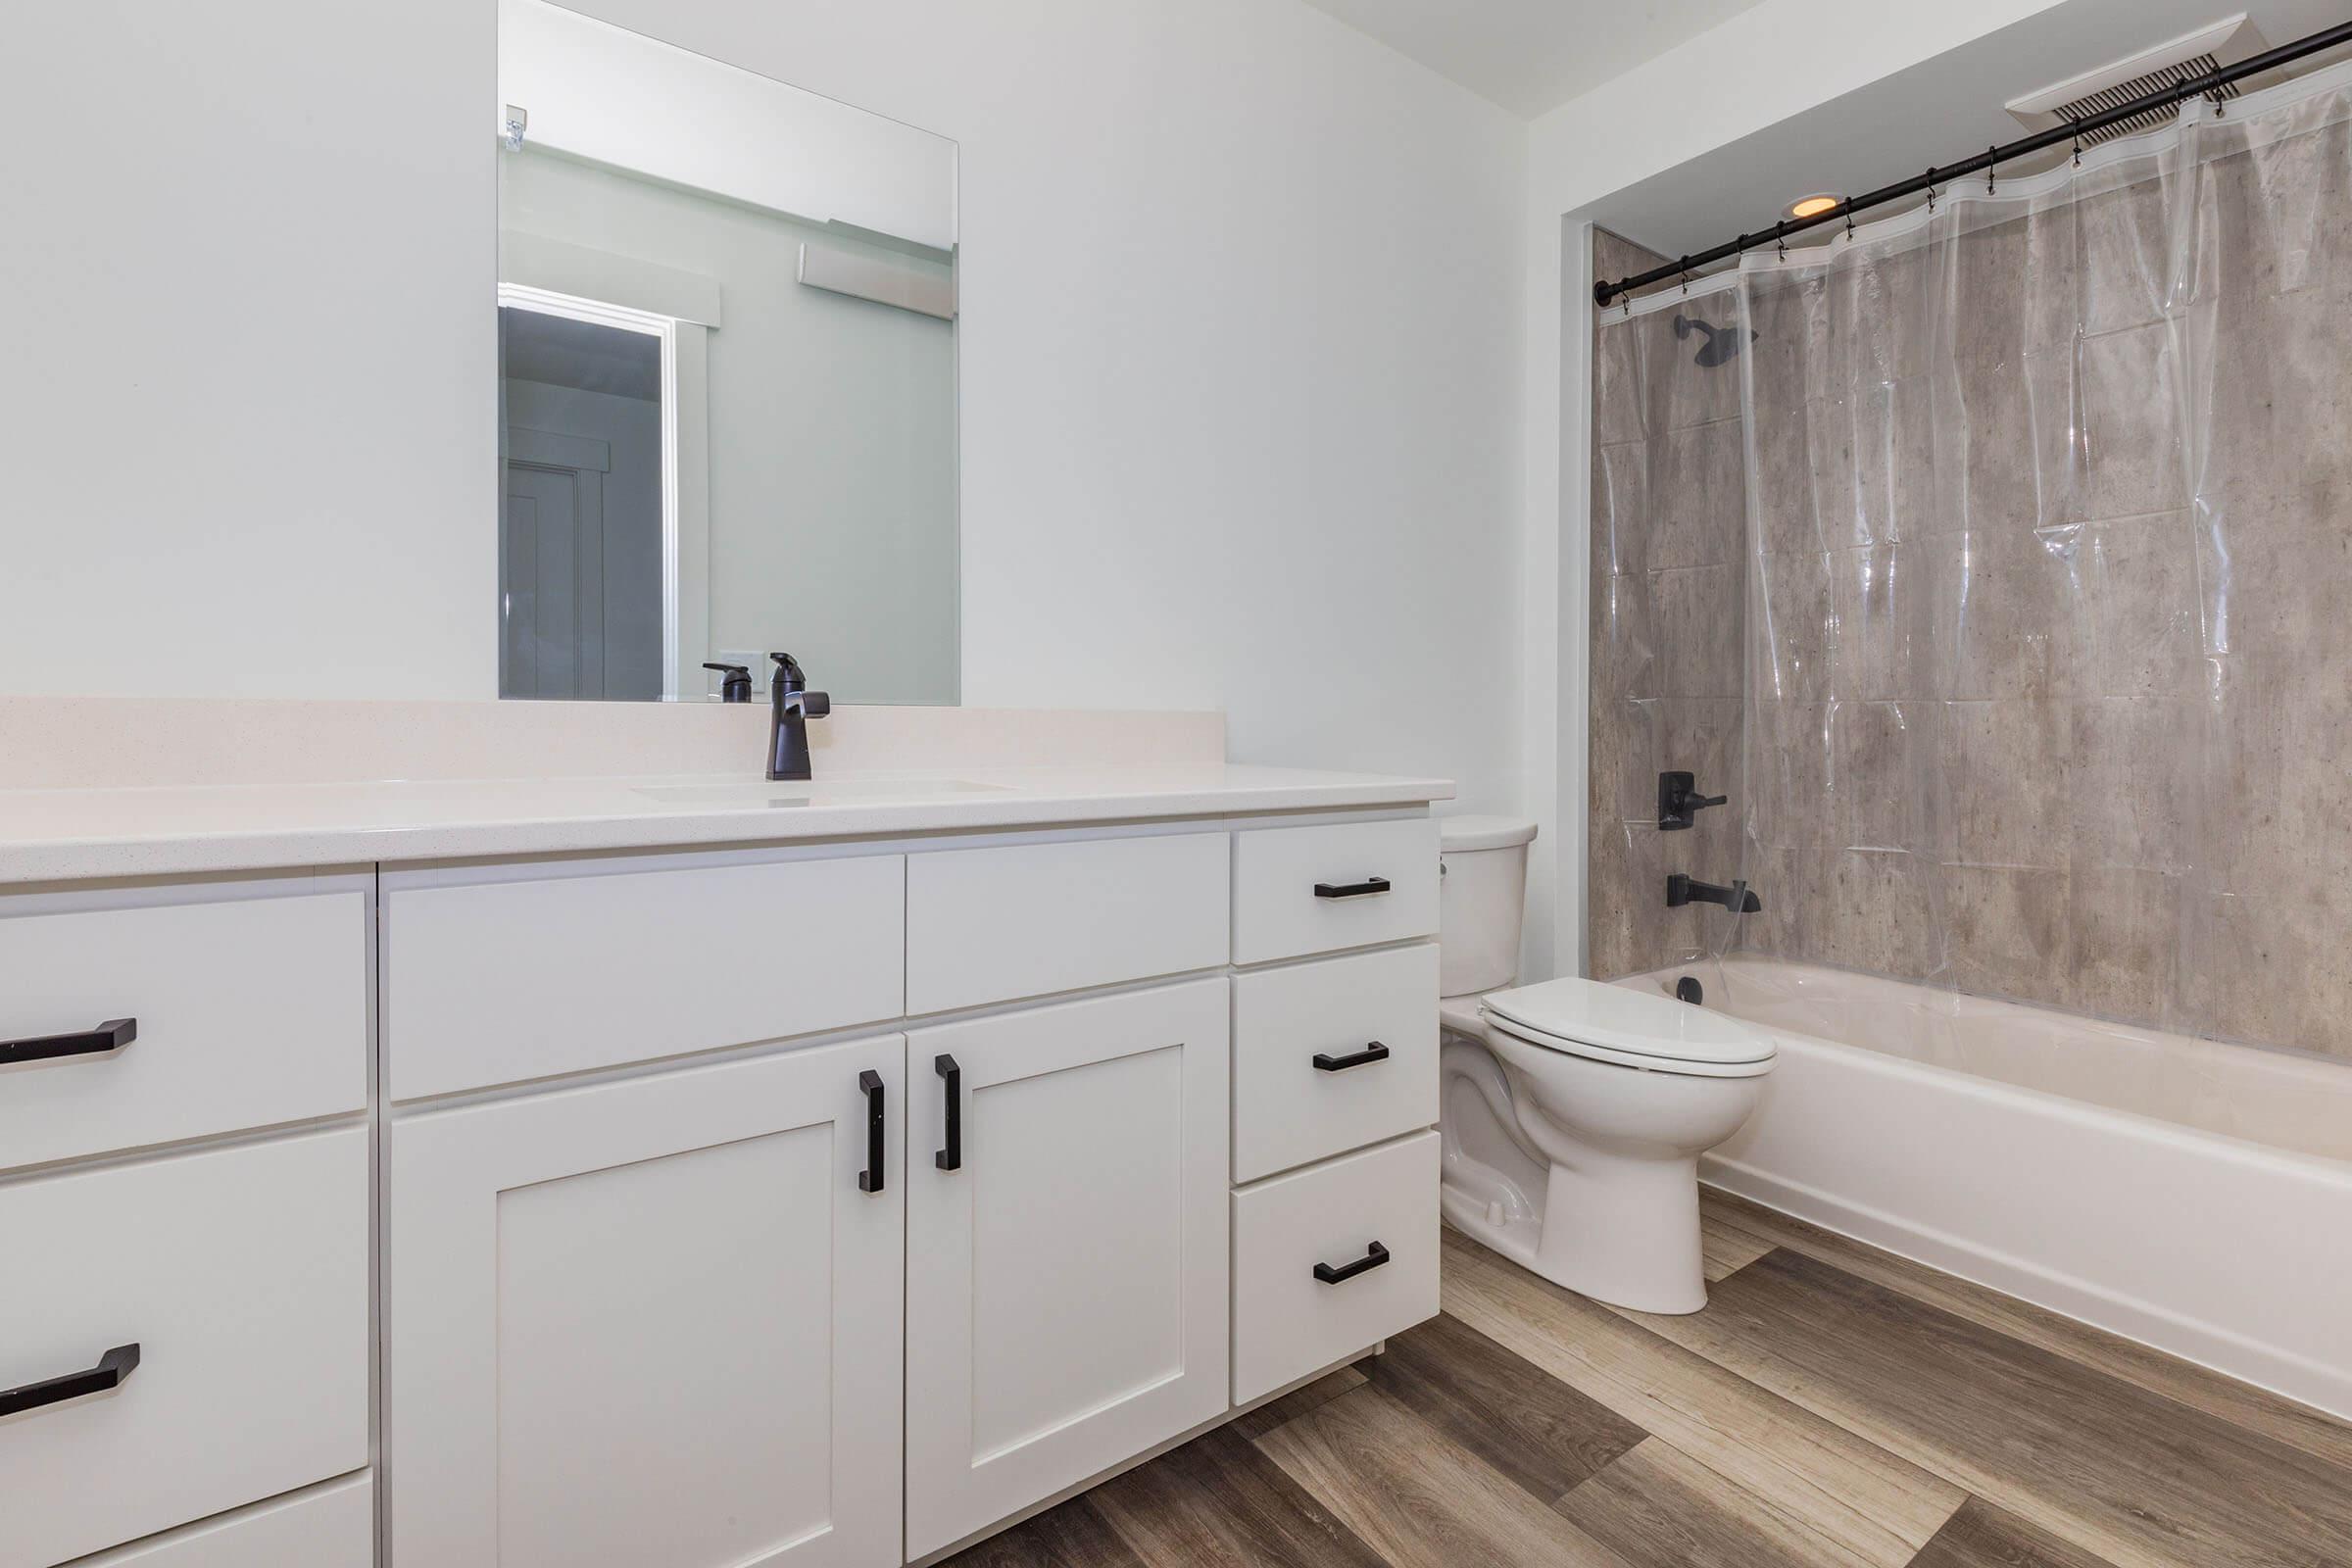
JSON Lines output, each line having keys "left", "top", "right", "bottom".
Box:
{"left": 1666, "top": 872, "right": 1762, "bottom": 914}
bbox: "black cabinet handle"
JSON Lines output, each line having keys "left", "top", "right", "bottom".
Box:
{"left": 0, "top": 1017, "right": 136, "bottom": 1067}
{"left": 1313, "top": 1242, "right": 1391, "bottom": 1285}
{"left": 857, "top": 1070, "right": 885, "bottom": 1194}
{"left": 934, "top": 1054, "right": 962, "bottom": 1171}
{"left": 0, "top": 1343, "right": 140, "bottom": 1418}
{"left": 1313, "top": 877, "right": 1391, "bottom": 900}
{"left": 1313, "top": 1042, "right": 1391, "bottom": 1073}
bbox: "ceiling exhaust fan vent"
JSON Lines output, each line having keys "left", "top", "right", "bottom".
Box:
{"left": 2053, "top": 54, "right": 2236, "bottom": 145}
{"left": 2006, "top": 14, "right": 2267, "bottom": 143}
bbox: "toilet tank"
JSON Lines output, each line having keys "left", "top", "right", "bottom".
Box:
{"left": 1438, "top": 815, "right": 1538, "bottom": 998}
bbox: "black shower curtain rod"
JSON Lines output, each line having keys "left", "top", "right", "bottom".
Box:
{"left": 1592, "top": 15, "right": 2352, "bottom": 308}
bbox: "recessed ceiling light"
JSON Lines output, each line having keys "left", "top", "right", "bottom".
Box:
{"left": 1786, "top": 194, "right": 1839, "bottom": 220}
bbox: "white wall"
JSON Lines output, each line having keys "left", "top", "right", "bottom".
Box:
{"left": 1516, "top": 0, "right": 2073, "bottom": 979}
{"left": 0, "top": 0, "right": 1529, "bottom": 816}
{"left": 2, "top": 0, "right": 494, "bottom": 703}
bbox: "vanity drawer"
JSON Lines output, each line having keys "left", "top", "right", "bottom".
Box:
{"left": 906, "top": 832, "right": 1229, "bottom": 1013}
{"left": 384, "top": 851, "right": 906, "bottom": 1100}
{"left": 0, "top": 1127, "right": 370, "bottom": 1568}
{"left": 1233, "top": 945, "right": 1439, "bottom": 1182}
{"left": 1231, "top": 1130, "right": 1440, "bottom": 1403}
{"left": 0, "top": 889, "right": 368, "bottom": 1174}
{"left": 1232, "top": 819, "right": 1439, "bottom": 964}
{"left": 77, "top": 1475, "right": 374, "bottom": 1567}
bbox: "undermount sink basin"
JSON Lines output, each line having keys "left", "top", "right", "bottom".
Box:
{"left": 631, "top": 777, "right": 1012, "bottom": 808}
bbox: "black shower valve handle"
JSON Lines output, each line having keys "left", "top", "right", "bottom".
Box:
{"left": 1658, "top": 770, "right": 1728, "bottom": 832}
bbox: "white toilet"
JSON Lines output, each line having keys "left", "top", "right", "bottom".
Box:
{"left": 1436, "top": 815, "right": 1776, "bottom": 1314}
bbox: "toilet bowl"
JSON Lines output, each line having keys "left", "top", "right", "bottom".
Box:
{"left": 1434, "top": 817, "right": 1775, "bottom": 1314}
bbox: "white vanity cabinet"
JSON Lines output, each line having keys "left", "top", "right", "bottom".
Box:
{"left": 10, "top": 796, "right": 1443, "bottom": 1568}
{"left": 903, "top": 979, "right": 1230, "bottom": 1558}
{"left": 0, "top": 875, "right": 374, "bottom": 1568}
{"left": 1225, "top": 822, "right": 1444, "bottom": 1404}
{"left": 384, "top": 1036, "right": 907, "bottom": 1568}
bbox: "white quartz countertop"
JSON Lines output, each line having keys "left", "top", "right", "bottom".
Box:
{"left": 0, "top": 763, "right": 1454, "bottom": 884}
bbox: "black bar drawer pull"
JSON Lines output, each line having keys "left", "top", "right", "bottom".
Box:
{"left": 1313, "top": 1042, "right": 1391, "bottom": 1073}
{"left": 934, "top": 1054, "right": 962, "bottom": 1171}
{"left": 1312, "top": 876, "right": 1391, "bottom": 900}
{"left": 858, "top": 1070, "right": 885, "bottom": 1194}
{"left": 0, "top": 1343, "right": 140, "bottom": 1418}
{"left": 1313, "top": 1242, "right": 1390, "bottom": 1285}
{"left": 0, "top": 1017, "right": 136, "bottom": 1067}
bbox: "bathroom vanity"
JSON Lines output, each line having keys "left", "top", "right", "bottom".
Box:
{"left": 0, "top": 757, "right": 1448, "bottom": 1567}
{"left": 0, "top": 5, "right": 1461, "bottom": 1561}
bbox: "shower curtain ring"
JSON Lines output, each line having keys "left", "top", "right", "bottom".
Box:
{"left": 2071, "top": 121, "right": 2082, "bottom": 167}
{"left": 1775, "top": 220, "right": 1787, "bottom": 261}
{"left": 1986, "top": 147, "right": 1998, "bottom": 195}
{"left": 1844, "top": 206, "right": 1855, "bottom": 243}
{"left": 1679, "top": 258, "right": 1691, "bottom": 294}
{"left": 1925, "top": 170, "right": 1937, "bottom": 214}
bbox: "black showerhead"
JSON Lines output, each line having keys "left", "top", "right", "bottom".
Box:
{"left": 1672, "top": 313, "right": 1754, "bottom": 368}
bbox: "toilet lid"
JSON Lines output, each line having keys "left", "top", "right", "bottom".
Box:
{"left": 1481, "top": 977, "right": 1775, "bottom": 1074}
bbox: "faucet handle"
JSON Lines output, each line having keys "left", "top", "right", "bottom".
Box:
{"left": 701, "top": 662, "right": 753, "bottom": 703}
{"left": 1658, "top": 770, "right": 1728, "bottom": 831}
{"left": 794, "top": 691, "right": 831, "bottom": 718}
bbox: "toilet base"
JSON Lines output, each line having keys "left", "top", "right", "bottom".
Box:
{"left": 1441, "top": 1145, "right": 1710, "bottom": 1315}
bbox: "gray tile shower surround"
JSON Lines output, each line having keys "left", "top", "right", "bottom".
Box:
{"left": 1586, "top": 119, "right": 2352, "bottom": 1061}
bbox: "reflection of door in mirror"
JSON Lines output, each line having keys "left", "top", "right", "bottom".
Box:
{"left": 498, "top": 300, "right": 671, "bottom": 701}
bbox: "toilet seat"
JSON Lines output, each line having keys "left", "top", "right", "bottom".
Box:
{"left": 1480, "top": 978, "right": 1776, "bottom": 1080}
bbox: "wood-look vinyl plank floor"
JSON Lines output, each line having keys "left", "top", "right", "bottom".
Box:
{"left": 1556, "top": 1437, "right": 1887, "bottom": 1568}
{"left": 1254, "top": 1383, "right": 1633, "bottom": 1568}
{"left": 1357, "top": 1309, "right": 1645, "bottom": 1500}
{"left": 1441, "top": 1229, "right": 1966, "bottom": 1566}
{"left": 1696, "top": 1205, "right": 1777, "bottom": 1282}
{"left": 1084, "top": 1424, "right": 1391, "bottom": 1568}
{"left": 942, "top": 1198, "right": 2352, "bottom": 1568}
{"left": 1701, "top": 1187, "right": 2352, "bottom": 1473}
{"left": 1637, "top": 1248, "right": 2352, "bottom": 1568}
{"left": 1907, "top": 1498, "right": 2129, "bottom": 1568}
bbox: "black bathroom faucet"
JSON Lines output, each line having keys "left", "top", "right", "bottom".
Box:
{"left": 766, "top": 652, "right": 831, "bottom": 781}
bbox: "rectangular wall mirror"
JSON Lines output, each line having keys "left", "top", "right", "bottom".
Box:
{"left": 497, "top": 0, "right": 959, "bottom": 705}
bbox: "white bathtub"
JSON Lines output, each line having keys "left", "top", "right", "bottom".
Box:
{"left": 1624, "top": 957, "right": 2352, "bottom": 1420}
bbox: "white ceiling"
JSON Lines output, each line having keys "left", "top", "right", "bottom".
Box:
{"left": 1583, "top": 0, "right": 2352, "bottom": 269}
{"left": 1299, "top": 0, "right": 1770, "bottom": 117}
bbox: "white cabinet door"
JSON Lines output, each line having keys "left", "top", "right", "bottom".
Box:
{"left": 905, "top": 980, "right": 1230, "bottom": 1559}
{"left": 386, "top": 1037, "right": 906, "bottom": 1568}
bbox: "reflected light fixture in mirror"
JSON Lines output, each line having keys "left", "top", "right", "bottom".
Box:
{"left": 1785, "top": 193, "right": 1839, "bottom": 220}
{"left": 496, "top": 0, "right": 959, "bottom": 707}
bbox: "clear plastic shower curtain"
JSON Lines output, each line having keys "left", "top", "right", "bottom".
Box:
{"left": 1616, "top": 69, "right": 2352, "bottom": 1060}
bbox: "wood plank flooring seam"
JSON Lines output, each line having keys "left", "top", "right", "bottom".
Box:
{"left": 1439, "top": 1229, "right": 1968, "bottom": 1566}
{"left": 1699, "top": 1189, "right": 2352, "bottom": 1472}
{"left": 1635, "top": 1247, "right": 2352, "bottom": 1568}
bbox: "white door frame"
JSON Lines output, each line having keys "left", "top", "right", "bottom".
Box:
{"left": 498, "top": 282, "right": 697, "bottom": 701}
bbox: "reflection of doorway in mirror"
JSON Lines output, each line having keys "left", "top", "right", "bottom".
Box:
{"left": 501, "top": 458, "right": 606, "bottom": 699}
{"left": 496, "top": 287, "right": 695, "bottom": 700}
